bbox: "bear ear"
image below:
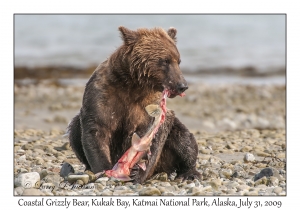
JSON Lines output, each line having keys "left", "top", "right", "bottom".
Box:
{"left": 119, "top": 26, "right": 138, "bottom": 45}
{"left": 167, "top": 27, "right": 177, "bottom": 41}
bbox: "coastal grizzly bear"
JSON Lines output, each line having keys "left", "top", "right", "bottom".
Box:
{"left": 67, "top": 26, "right": 200, "bottom": 183}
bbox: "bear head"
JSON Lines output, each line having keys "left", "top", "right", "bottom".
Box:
{"left": 119, "top": 26, "right": 188, "bottom": 98}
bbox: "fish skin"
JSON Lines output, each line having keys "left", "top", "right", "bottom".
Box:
{"left": 105, "top": 90, "right": 168, "bottom": 181}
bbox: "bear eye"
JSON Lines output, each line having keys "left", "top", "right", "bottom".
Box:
{"left": 164, "top": 59, "right": 170, "bottom": 65}
{"left": 178, "top": 59, "right": 181, "bottom": 65}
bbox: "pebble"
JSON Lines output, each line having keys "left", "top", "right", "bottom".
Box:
{"left": 68, "top": 174, "right": 89, "bottom": 184}
{"left": 15, "top": 172, "right": 40, "bottom": 189}
{"left": 14, "top": 125, "right": 285, "bottom": 196}
{"left": 60, "top": 162, "right": 75, "bottom": 178}
{"left": 187, "top": 187, "right": 203, "bottom": 195}
{"left": 254, "top": 168, "right": 273, "bottom": 181}
{"left": 14, "top": 186, "right": 24, "bottom": 195}
{"left": 139, "top": 187, "right": 161, "bottom": 196}
{"left": 273, "top": 187, "right": 282, "bottom": 195}
{"left": 22, "top": 188, "right": 44, "bottom": 195}
{"left": 244, "top": 153, "right": 256, "bottom": 162}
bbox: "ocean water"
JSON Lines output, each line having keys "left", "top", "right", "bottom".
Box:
{"left": 14, "top": 14, "right": 285, "bottom": 73}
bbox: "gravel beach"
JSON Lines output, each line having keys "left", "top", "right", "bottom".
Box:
{"left": 14, "top": 79, "right": 286, "bottom": 196}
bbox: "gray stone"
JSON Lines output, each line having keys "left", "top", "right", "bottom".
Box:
{"left": 43, "top": 174, "right": 63, "bottom": 188}
{"left": 17, "top": 168, "right": 28, "bottom": 174}
{"left": 209, "top": 179, "right": 222, "bottom": 190}
{"left": 96, "top": 177, "right": 109, "bottom": 182}
{"left": 22, "top": 188, "right": 44, "bottom": 195}
{"left": 187, "top": 187, "right": 203, "bottom": 195}
{"left": 68, "top": 174, "right": 89, "bottom": 185}
{"left": 184, "top": 182, "right": 196, "bottom": 189}
{"left": 269, "top": 176, "right": 279, "bottom": 187}
{"left": 18, "top": 155, "right": 27, "bottom": 163}
{"left": 244, "top": 190, "right": 258, "bottom": 196}
{"left": 21, "top": 144, "right": 33, "bottom": 150}
{"left": 35, "top": 157, "right": 44, "bottom": 165}
{"left": 254, "top": 176, "right": 269, "bottom": 186}
{"left": 139, "top": 187, "right": 161, "bottom": 196}
{"left": 54, "top": 142, "right": 71, "bottom": 151}
{"left": 39, "top": 169, "right": 48, "bottom": 180}
{"left": 162, "top": 192, "right": 175, "bottom": 196}
{"left": 85, "top": 170, "right": 96, "bottom": 182}
{"left": 14, "top": 186, "right": 24, "bottom": 195}
{"left": 219, "top": 169, "right": 232, "bottom": 178}
{"left": 273, "top": 187, "right": 282, "bottom": 195}
{"left": 101, "top": 189, "right": 113, "bottom": 196}
{"left": 236, "top": 184, "right": 250, "bottom": 192}
{"left": 60, "top": 162, "right": 74, "bottom": 178}
{"left": 15, "top": 172, "right": 40, "bottom": 189}
{"left": 254, "top": 168, "right": 273, "bottom": 181}
{"left": 244, "top": 153, "right": 256, "bottom": 162}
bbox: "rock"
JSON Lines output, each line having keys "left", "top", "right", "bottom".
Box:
{"left": 35, "top": 157, "right": 44, "bottom": 165}
{"left": 44, "top": 174, "right": 64, "bottom": 188}
{"left": 226, "top": 181, "right": 239, "bottom": 190}
{"left": 60, "top": 162, "right": 75, "bottom": 178}
{"left": 101, "top": 189, "right": 113, "bottom": 196}
{"left": 85, "top": 170, "right": 97, "bottom": 182}
{"left": 114, "top": 186, "right": 129, "bottom": 191}
{"left": 240, "top": 146, "right": 253, "bottom": 152}
{"left": 244, "top": 153, "right": 255, "bottom": 162}
{"left": 254, "top": 176, "right": 268, "bottom": 186}
{"left": 208, "top": 179, "right": 222, "bottom": 190}
{"left": 273, "top": 187, "right": 282, "bottom": 195}
{"left": 187, "top": 187, "right": 203, "bottom": 195}
{"left": 22, "top": 188, "right": 44, "bottom": 195}
{"left": 39, "top": 169, "right": 48, "bottom": 180}
{"left": 17, "top": 149, "right": 25, "bottom": 154}
{"left": 68, "top": 174, "right": 89, "bottom": 185}
{"left": 21, "top": 144, "right": 33, "bottom": 150}
{"left": 255, "top": 151, "right": 270, "bottom": 157}
{"left": 15, "top": 172, "right": 40, "bottom": 189}
{"left": 269, "top": 176, "right": 279, "bottom": 187}
{"left": 139, "top": 187, "right": 161, "bottom": 196}
{"left": 76, "top": 180, "right": 84, "bottom": 185}
{"left": 113, "top": 189, "right": 134, "bottom": 195}
{"left": 226, "top": 144, "right": 237, "bottom": 150}
{"left": 254, "top": 168, "right": 273, "bottom": 181}
{"left": 14, "top": 186, "right": 24, "bottom": 195}
{"left": 96, "top": 177, "right": 109, "bottom": 182}
{"left": 54, "top": 142, "right": 71, "bottom": 151}
{"left": 162, "top": 192, "right": 175, "bottom": 196}
{"left": 199, "top": 149, "right": 211, "bottom": 154}
{"left": 276, "top": 152, "right": 285, "bottom": 159}
{"left": 17, "top": 168, "right": 28, "bottom": 174}
{"left": 244, "top": 190, "right": 258, "bottom": 196}
{"left": 219, "top": 169, "right": 232, "bottom": 179}
{"left": 18, "top": 155, "right": 26, "bottom": 163}
{"left": 236, "top": 184, "right": 250, "bottom": 192}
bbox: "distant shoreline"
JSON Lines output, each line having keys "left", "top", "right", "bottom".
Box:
{"left": 14, "top": 65, "right": 286, "bottom": 80}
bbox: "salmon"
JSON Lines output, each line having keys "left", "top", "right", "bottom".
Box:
{"left": 104, "top": 90, "right": 168, "bottom": 181}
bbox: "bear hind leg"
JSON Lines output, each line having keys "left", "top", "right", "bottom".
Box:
{"left": 67, "top": 113, "right": 91, "bottom": 171}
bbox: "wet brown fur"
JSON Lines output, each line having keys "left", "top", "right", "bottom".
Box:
{"left": 68, "top": 26, "right": 200, "bottom": 183}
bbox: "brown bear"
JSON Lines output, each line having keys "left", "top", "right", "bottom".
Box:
{"left": 67, "top": 26, "right": 200, "bottom": 184}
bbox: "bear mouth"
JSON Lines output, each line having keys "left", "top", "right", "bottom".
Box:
{"left": 164, "top": 88, "right": 186, "bottom": 98}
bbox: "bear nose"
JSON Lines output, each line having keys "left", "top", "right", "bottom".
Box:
{"left": 177, "top": 83, "right": 188, "bottom": 93}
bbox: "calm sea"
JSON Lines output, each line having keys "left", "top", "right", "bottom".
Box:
{"left": 14, "top": 14, "right": 285, "bottom": 74}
